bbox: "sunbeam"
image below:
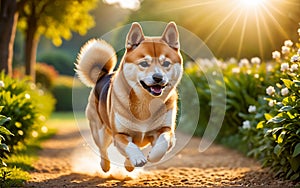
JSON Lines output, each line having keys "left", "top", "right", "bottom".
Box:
{"left": 237, "top": 11, "right": 249, "bottom": 58}
{"left": 254, "top": 9, "right": 264, "bottom": 58}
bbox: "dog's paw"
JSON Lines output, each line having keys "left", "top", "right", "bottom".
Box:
{"left": 148, "top": 137, "right": 168, "bottom": 163}
{"left": 100, "top": 158, "right": 110, "bottom": 172}
{"left": 148, "top": 132, "right": 175, "bottom": 163}
{"left": 125, "top": 142, "right": 147, "bottom": 167}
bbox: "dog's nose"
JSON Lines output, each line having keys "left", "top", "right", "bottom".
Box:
{"left": 152, "top": 73, "right": 163, "bottom": 83}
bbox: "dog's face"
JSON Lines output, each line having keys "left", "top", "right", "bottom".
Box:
{"left": 122, "top": 22, "right": 183, "bottom": 98}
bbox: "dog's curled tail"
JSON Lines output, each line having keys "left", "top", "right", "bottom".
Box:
{"left": 75, "top": 39, "right": 117, "bottom": 87}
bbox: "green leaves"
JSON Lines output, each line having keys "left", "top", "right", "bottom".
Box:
{"left": 18, "top": 0, "right": 98, "bottom": 46}
{"left": 293, "top": 143, "right": 300, "bottom": 158}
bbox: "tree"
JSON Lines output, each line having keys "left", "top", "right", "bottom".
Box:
{"left": 0, "top": 0, "right": 26, "bottom": 76}
{"left": 18, "top": 0, "right": 97, "bottom": 81}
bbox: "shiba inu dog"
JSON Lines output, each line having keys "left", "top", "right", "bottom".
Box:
{"left": 75, "top": 22, "right": 183, "bottom": 172}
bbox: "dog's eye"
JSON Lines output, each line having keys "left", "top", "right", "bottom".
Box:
{"left": 139, "top": 61, "right": 149, "bottom": 68}
{"left": 162, "top": 61, "right": 171, "bottom": 67}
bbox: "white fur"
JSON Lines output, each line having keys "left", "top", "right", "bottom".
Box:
{"left": 159, "top": 54, "right": 166, "bottom": 62}
{"left": 125, "top": 142, "right": 147, "bottom": 167}
{"left": 148, "top": 132, "right": 176, "bottom": 162}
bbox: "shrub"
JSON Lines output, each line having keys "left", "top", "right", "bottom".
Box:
{"left": 37, "top": 50, "right": 74, "bottom": 76}
{"left": 240, "top": 35, "right": 300, "bottom": 181}
{"left": 36, "top": 63, "right": 58, "bottom": 90}
{"left": 52, "top": 76, "right": 88, "bottom": 111}
{"left": 0, "top": 108, "right": 13, "bottom": 167}
{"left": 185, "top": 57, "right": 274, "bottom": 145}
{"left": 0, "top": 72, "right": 55, "bottom": 153}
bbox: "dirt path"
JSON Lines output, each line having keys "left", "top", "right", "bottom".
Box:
{"left": 25, "top": 121, "right": 298, "bottom": 187}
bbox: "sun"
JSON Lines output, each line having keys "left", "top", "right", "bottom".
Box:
{"left": 239, "top": 0, "right": 266, "bottom": 9}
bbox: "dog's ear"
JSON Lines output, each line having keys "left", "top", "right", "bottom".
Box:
{"left": 126, "top": 22, "right": 145, "bottom": 50}
{"left": 162, "top": 22, "right": 180, "bottom": 50}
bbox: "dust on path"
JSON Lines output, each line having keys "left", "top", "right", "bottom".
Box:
{"left": 25, "top": 122, "right": 298, "bottom": 187}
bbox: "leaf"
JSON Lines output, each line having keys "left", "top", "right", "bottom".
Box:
{"left": 292, "top": 143, "right": 300, "bottom": 157}
{"left": 290, "top": 156, "right": 300, "bottom": 172}
{"left": 0, "top": 126, "right": 13, "bottom": 136}
{"left": 279, "top": 106, "right": 293, "bottom": 112}
{"left": 281, "top": 78, "right": 294, "bottom": 89}
{"left": 293, "top": 80, "right": 300, "bottom": 87}
{"left": 277, "top": 131, "right": 286, "bottom": 144}
{"left": 274, "top": 144, "right": 282, "bottom": 156}
{"left": 0, "top": 143, "right": 9, "bottom": 151}
{"left": 267, "top": 116, "right": 286, "bottom": 124}
{"left": 290, "top": 173, "right": 299, "bottom": 181}
{"left": 256, "top": 121, "right": 264, "bottom": 129}
{"left": 264, "top": 113, "right": 273, "bottom": 121}
{"left": 0, "top": 115, "right": 10, "bottom": 125}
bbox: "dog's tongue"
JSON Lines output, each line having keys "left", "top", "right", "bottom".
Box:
{"left": 150, "top": 85, "right": 162, "bottom": 94}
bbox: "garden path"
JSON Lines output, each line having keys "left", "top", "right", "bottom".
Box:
{"left": 25, "top": 119, "right": 297, "bottom": 187}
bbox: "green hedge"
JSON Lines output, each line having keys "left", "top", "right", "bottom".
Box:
{"left": 52, "top": 76, "right": 88, "bottom": 111}
{"left": 0, "top": 72, "right": 55, "bottom": 153}
{"left": 37, "top": 50, "right": 74, "bottom": 76}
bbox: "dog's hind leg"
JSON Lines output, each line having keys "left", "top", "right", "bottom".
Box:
{"left": 86, "top": 94, "right": 112, "bottom": 172}
{"left": 88, "top": 117, "right": 112, "bottom": 172}
{"left": 97, "top": 127, "right": 112, "bottom": 172}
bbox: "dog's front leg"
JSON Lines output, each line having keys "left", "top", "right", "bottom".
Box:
{"left": 148, "top": 127, "right": 176, "bottom": 163}
{"left": 114, "top": 133, "right": 147, "bottom": 170}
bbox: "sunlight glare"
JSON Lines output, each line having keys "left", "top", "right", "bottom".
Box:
{"left": 240, "top": 0, "right": 265, "bottom": 9}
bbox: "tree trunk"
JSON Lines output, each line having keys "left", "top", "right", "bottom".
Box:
{"left": 0, "top": 0, "right": 18, "bottom": 76}
{"left": 24, "top": 29, "right": 39, "bottom": 82}
{"left": 24, "top": 4, "right": 38, "bottom": 82}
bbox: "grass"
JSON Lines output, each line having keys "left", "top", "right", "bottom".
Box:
{"left": 0, "top": 111, "right": 84, "bottom": 187}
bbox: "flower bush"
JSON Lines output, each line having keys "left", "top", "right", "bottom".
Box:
{"left": 0, "top": 72, "right": 55, "bottom": 153}
{"left": 36, "top": 63, "right": 58, "bottom": 90}
{"left": 240, "top": 31, "right": 300, "bottom": 181}
{"left": 186, "top": 57, "right": 274, "bottom": 147}
{"left": 186, "top": 25, "right": 300, "bottom": 181}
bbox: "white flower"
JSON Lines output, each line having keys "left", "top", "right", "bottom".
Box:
{"left": 232, "top": 67, "right": 240, "bottom": 74}
{"left": 284, "top": 40, "right": 293, "bottom": 47}
{"left": 291, "top": 64, "right": 298, "bottom": 72}
{"left": 272, "top": 51, "right": 281, "bottom": 59}
{"left": 281, "top": 46, "right": 290, "bottom": 55}
{"left": 229, "top": 57, "right": 237, "bottom": 64}
{"left": 291, "top": 55, "right": 299, "bottom": 62}
{"left": 266, "top": 64, "right": 273, "bottom": 72}
{"left": 268, "top": 100, "right": 276, "bottom": 107}
{"left": 298, "top": 49, "right": 300, "bottom": 55}
{"left": 239, "top": 58, "right": 250, "bottom": 67}
{"left": 31, "top": 131, "right": 38, "bottom": 138}
{"left": 254, "top": 74, "right": 259, "bottom": 78}
{"left": 280, "top": 63, "right": 289, "bottom": 71}
{"left": 248, "top": 105, "right": 256, "bottom": 113}
{"left": 25, "top": 93, "right": 31, "bottom": 99}
{"left": 281, "top": 87, "right": 289, "bottom": 96}
{"left": 266, "top": 86, "right": 275, "bottom": 96}
{"left": 0, "top": 80, "right": 4, "bottom": 88}
{"left": 251, "top": 57, "right": 261, "bottom": 65}
{"left": 41, "top": 126, "right": 48, "bottom": 133}
{"left": 242, "top": 120, "right": 251, "bottom": 129}
{"left": 185, "top": 61, "right": 194, "bottom": 69}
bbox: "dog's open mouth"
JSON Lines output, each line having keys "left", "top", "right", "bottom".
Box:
{"left": 140, "top": 81, "right": 166, "bottom": 96}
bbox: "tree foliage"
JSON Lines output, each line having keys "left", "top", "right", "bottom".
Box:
{"left": 16, "top": 0, "right": 97, "bottom": 80}
{"left": 18, "top": 0, "right": 97, "bottom": 46}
